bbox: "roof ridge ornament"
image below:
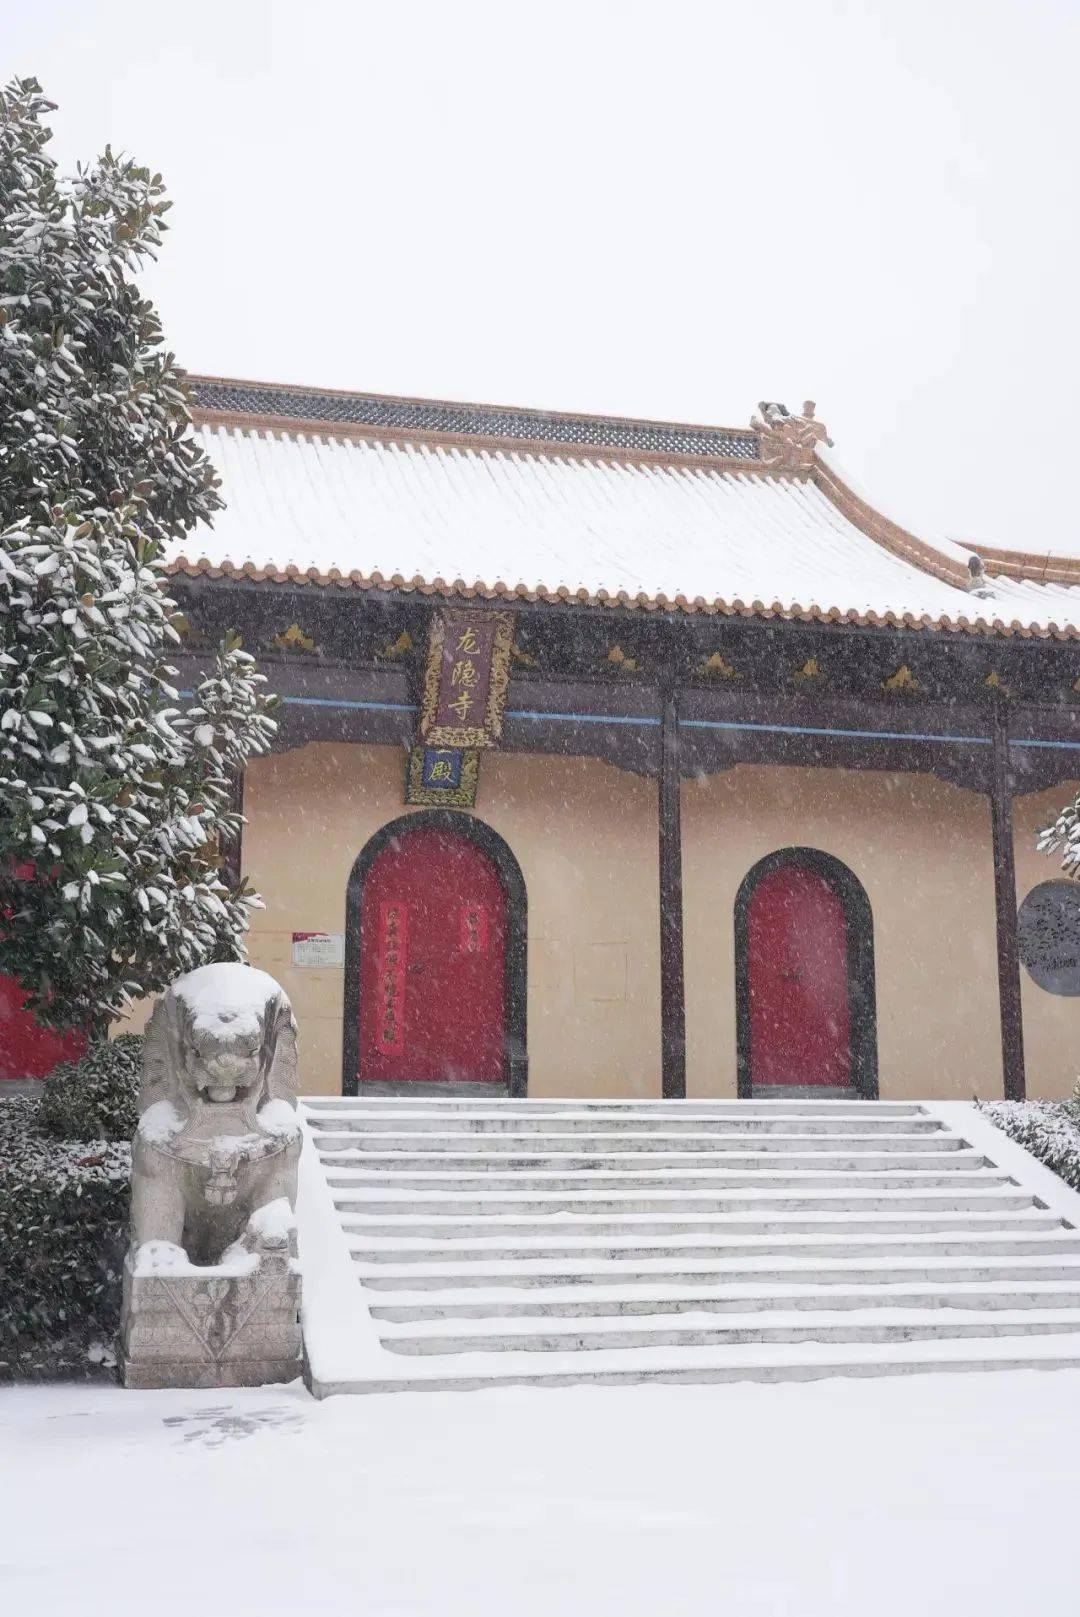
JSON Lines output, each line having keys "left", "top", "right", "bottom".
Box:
{"left": 966, "top": 552, "right": 996, "bottom": 598}
{"left": 751, "top": 400, "right": 833, "bottom": 471}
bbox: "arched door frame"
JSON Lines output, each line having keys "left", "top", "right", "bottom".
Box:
{"left": 342, "top": 809, "right": 528, "bottom": 1096}
{"left": 734, "top": 847, "right": 878, "bottom": 1100}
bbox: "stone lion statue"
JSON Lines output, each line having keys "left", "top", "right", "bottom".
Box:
{"left": 129, "top": 963, "right": 302, "bottom": 1266}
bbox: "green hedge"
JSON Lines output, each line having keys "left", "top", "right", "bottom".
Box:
{"left": 39, "top": 1034, "right": 143, "bottom": 1143}
{"left": 0, "top": 1094, "right": 131, "bottom": 1381}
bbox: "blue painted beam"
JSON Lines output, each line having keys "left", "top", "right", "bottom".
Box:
{"left": 178, "top": 691, "right": 1080, "bottom": 751}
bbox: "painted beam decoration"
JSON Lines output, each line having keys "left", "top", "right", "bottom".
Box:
{"left": 405, "top": 746, "right": 480, "bottom": 807}
{"left": 420, "top": 609, "right": 513, "bottom": 749}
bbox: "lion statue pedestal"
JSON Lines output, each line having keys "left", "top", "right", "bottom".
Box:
{"left": 120, "top": 964, "right": 303, "bottom": 1389}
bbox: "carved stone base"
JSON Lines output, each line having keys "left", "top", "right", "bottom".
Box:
{"left": 119, "top": 1250, "right": 302, "bottom": 1390}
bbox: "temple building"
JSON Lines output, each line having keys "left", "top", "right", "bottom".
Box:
{"left": 119, "top": 380, "right": 1080, "bottom": 1100}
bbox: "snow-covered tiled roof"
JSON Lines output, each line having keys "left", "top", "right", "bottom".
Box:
{"left": 170, "top": 387, "right": 1080, "bottom": 640}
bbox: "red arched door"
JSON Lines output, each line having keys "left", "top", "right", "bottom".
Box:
{"left": 0, "top": 973, "right": 87, "bottom": 1080}
{"left": 746, "top": 864, "right": 852, "bottom": 1088}
{"left": 358, "top": 827, "right": 507, "bottom": 1084}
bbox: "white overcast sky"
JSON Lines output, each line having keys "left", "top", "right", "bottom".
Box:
{"left": 8, "top": 0, "right": 1080, "bottom": 551}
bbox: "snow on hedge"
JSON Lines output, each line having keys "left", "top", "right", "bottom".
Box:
{"left": 979, "top": 1098, "right": 1080, "bottom": 1193}
{"left": 0, "top": 1093, "right": 130, "bottom": 1187}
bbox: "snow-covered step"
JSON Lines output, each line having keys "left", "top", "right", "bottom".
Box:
{"left": 313, "top": 1131, "right": 969, "bottom": 1155}
{"left": 315, "top": 1149, "right": 990, "bottom": 1173}
{"left": 379, "top": 1310, "right": 1080, "bottom": 1355}
{"left": 295, "top": 1098, "right": 1080, "bottom": 1393}
{"left": 330, "top": 1188, "right": 1034, "bottom": 1215}
{"left": 305, "top": 1099, "right": 925, "bottom": 1118}
{"left": 325, "top": 1168, "right": 1010, "bottom": 1192}
{"left": 347, "top": 1231, "right": 1080, "bottom": 1264}
{"left": 356, "top": 1257, "right": 1080, "bottom": 1290}
{"left": 316, "top": 1113, "right": 948, "bottom": 1135}
{"left": 368, "top": 1281, "right": 1080, "bottom": 1321}
{"left": 308, "top": 1336, "right": 1080, "bottom": 1395}
{"left": 343, "top": 1215, "right": 1061, "bottom": 1244}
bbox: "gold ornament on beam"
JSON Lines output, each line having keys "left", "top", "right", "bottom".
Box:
{"left": 883, "top": 664, "right": 921, "bottom": 695}
{"left": 272, "top": 623, "right": 317, "bottom": 653}
{"left": 698, "top": 651, "right": 741, "bottom": 680}
{"left": 376, "top": 631, "right": 413, "bottom": 661}
{"left": 604, "top": 645, "right": 638, "bottom": 673}
{"left": 985, "top": 670, "right": 1012, "bottom": 698}
{"left": 793, "top": 658, "right": 826, "bottom": 684}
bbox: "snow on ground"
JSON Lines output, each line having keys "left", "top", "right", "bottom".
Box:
{"left": 3, "top": 1371, "right": 1080, "bottom": 1616}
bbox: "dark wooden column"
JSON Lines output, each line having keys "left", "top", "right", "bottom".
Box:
{"left": 659, "top": 685, "right": 687, "bottom": 1098}
{"left": 222, "top": 767, "right": 245, "bottom": 889}
{"left": 990, "top": 703, "right": 1026, "bottom": 1100}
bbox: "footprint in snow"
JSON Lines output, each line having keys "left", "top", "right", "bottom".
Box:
{"left": 163, "top": 1405, "right": 305, "bottom": 1447}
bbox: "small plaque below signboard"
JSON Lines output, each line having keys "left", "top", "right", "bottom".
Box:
{"left": 406, "top": 746, "right": 479, "bottom": 807}
{"left": 291, "top": 932, "right": 344, "bottom": 968}
{"left": 1018, "top": 881, "right": 1080, "bottom": 995}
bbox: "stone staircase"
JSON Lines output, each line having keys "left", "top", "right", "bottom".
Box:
{"left": 296, "top": 1097, "right": 1080, "bottom": 1395}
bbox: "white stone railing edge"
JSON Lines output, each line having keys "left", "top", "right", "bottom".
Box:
{"left": 296, "top": 1110, "right": 396, "bottom": 1392}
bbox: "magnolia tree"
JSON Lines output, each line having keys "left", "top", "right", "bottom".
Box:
{"left": 1038, "top": 800, "right": 1080, "bottom": 877}
{"left": 0, "top": 78, "right": 277, "bottom": 1029}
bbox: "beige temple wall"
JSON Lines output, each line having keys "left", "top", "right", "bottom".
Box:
{"left": 1013, "top": 783, "right": 1080, "bottom": 1099}
{"left": 239, "top": 743, "right": 662, "bottom": 1097}
{"left": 682, "top": 766, "right": 1004, "bottom": 1101}
{"left": 118, "top": 744, "right": 1080, "bottom": 1100}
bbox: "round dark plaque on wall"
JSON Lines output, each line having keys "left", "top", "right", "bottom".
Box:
{"left": 1018, "top": 880, "right": 1080, "bottom": 995}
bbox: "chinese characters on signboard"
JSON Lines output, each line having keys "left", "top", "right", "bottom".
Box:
{"left": 405, "top": 746, "right": 480, "bottom": 807}
{"left": 375, "top": 901, "right": 408, "bottom": 1054}
{"left": 419, "top": 610, "right": 513, "bottom": 750}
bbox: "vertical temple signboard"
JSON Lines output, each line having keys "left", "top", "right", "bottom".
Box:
{"left": 419, "top": 609, "right": 513, "bottom": 749}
